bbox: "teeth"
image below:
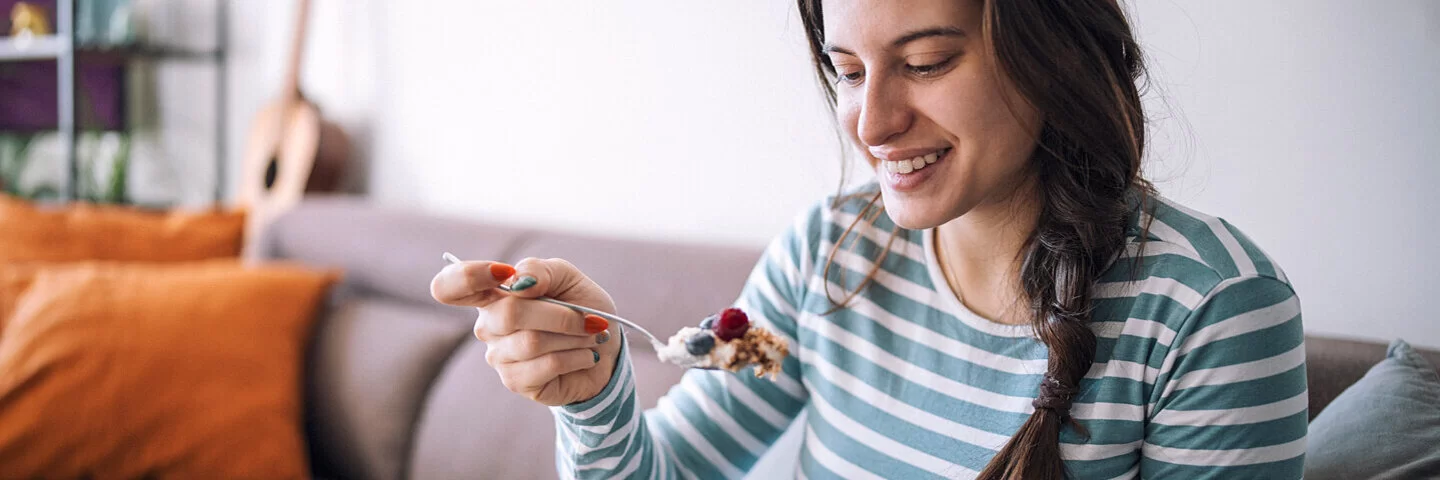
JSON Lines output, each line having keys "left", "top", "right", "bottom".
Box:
{"left": 880, "top": 149, "right": 945, "bottom": 175}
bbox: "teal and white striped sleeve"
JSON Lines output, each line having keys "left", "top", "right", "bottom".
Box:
{"left": 1142, "top": 275, "right": 1307, "bottom": 479}
{"left": 549, "top": 206, "right": 820, "bottom": 479}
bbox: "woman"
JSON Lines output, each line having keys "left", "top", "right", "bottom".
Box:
{"left": 431, "top": 0, "right": 1306, "bottom": 478}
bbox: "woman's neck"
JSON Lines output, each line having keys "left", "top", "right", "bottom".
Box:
{"left": 934, "top": 174, "right": 1042, "bottom": 326}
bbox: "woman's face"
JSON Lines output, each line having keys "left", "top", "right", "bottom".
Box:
{"left": 823, "top": 0, "right": 1043, "bottom": 229}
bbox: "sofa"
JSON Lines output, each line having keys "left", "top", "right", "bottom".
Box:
{"left": 258, "top": 197, "right": 1440, "bottom": 479}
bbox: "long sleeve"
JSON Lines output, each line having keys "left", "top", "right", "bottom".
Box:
{"left": 1141, "top": 275, "right": 1307, "bottom": 479}
{"left": 550, "top": 207, "right": 822, "bottom": 479}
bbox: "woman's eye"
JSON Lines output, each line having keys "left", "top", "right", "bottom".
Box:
{"left": 907, "top": 57, "right": 955, "bottom": 77}
{"left": 836, "top": 70, "right": 864, "bottom": 86}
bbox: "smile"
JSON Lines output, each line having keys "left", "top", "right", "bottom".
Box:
{"left": 881, "top": 148, "right": 950, "bottom": 174}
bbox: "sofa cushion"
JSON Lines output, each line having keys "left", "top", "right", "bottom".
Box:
{"left": 1304, "top": 336, "right": 1440, "bottom": 418}
{"left": 0, "top": 260, "right": 336, "bottom": 478}
{"left": 406, "top": 334, "right": 696, "bottom": 480}
{"left": 306, "top": 298, "right": 472, "bottom": 480}
{"left": 1305, "top": 339, "right": 1440, "bottom": 479}
{"left": 408, "top": 340, "right": 560, "bottom": 480}
{"left": 0, "top": 193, "right": 245, "bottom": 263}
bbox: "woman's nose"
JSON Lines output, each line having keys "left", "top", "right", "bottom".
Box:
{"left": 856, "top": 75, "right": 913, "bottom": 147}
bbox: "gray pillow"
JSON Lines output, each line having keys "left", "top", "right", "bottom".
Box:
{"left": 1305, "top": 339, "right": 1440, "bottom": 480}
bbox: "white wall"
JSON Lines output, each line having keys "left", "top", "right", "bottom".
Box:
{"left": 217, "top": 1, "right": 1439, "bottom": 348}
{"left": 1129, "top": 1, "right": 1440, "bottom": 348}
{"left": 224, "top": 0, "right": 850, "bottom": 249}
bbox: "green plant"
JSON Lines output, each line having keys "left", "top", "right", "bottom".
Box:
{"left": 0, "top": 133, "right": 60, "bottom": 200}
{"left": 0, "top": 131, "right": 131, "bottom": 204}
{"left": 77, "top": 131, "right": 131, "bottom": 204}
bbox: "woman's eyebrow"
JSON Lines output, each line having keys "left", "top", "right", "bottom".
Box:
{"left": 823, "top": 43, "right": 856, "bottom": 56}
{"left": 822, "top": 26, "right": 967, "bottom": 56}
{"left": 891, "top": 26, "right": 966, "bottom": 48}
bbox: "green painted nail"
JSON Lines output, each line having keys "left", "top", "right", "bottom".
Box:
{"left": 592, "top": 350, "right": 601, "bottom": 363}
{"left": 511, "top": 276, "right": 538, "bottom": 291}
{"left": 596, "top": 331, "right": 611, "bottom": 344}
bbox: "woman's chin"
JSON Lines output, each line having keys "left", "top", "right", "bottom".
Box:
{"left": 882, "top": 203, "right": 949, "bottom": 231}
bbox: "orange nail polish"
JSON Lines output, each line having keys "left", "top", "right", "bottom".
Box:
{"left": 489, "top": 263, "right": 516, "bottom": 281}
{"left": 584, "top": 315, "right": 609, "bottom": 334}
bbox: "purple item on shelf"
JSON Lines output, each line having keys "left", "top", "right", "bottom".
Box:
{"left": 0, "top": 0, "right": 127, "bottom": 131}
{"left": 0, "top": 61, "right": 127, "bottom": 131}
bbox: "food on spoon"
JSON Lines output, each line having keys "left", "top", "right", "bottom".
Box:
{"left": 657, "top": 308, "right": 788, "bottom": 379}
{"left": 713, "top": 308, "right": 750, "bottom": 341}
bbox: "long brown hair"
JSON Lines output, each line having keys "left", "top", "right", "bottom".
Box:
{"left": 796, "top": 0, "right": 1155, "bottom": 478}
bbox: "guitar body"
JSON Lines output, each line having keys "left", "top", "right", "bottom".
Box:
{"left": 236, "top": 0, "right": 350, "bottom": 248}
{"left": 238, "top": 97, "right": 349, "bottom": 244}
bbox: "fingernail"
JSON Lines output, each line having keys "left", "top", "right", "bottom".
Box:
{"left": 584, "top": 314, "right": 609, "bottom": 334}
{"left": 592, "top": 350, "right": 601, "bottom": 364}
{"left": 595, "top": 331, "right": 610, "bottom": 344}
{"left": 489, "top": 263, "right": 516, "bottom": 281}
{"left": 511, "top": 275, "right": 538, "bottom": 292}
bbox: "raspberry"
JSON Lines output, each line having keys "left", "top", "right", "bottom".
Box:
{"left": 712, "top": 308, "right": 750, "bottom": 341}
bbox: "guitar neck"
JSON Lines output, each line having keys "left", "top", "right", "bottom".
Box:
{"left": 281, "top": 0, "right": 312, "bottom": 100}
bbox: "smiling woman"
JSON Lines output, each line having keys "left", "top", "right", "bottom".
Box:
{"left": 431, "top": 0, "right": 1307, "bottom": 479}
{"left": 804, "top": 0, "right": 1153, "bottom": 478}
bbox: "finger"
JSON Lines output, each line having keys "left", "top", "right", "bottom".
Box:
{"left": 497, "top": 348, "right": 602, "bottom": 395}
{"left": 481, "top": 296, "right": 606, "bottom": 337}
{"left": 508, "top": 257, "right": 588, "bottom": 300}
{"left": 490, "top": 329, "right": 610, "bottom": 364}
{"left": 507, "top": 257, "right": 613, "bottom": 335}
{"left": 430, "top": 261, "right": 517, "bottom": 307}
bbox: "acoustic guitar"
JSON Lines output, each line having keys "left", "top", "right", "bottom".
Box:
{"left": 237, "top": 0, "right": 350, "bottom": 248}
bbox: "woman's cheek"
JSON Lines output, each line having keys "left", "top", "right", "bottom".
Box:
{"left": 837, "top": 98, "right": 875, "bottom": 167}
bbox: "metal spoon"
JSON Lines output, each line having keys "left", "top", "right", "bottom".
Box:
{"left": 443, "top": 252, "right": 668, "bottom": 350}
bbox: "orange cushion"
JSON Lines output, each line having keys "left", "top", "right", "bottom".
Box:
{"left": 0, "top": 194, "right": 246, "bottom": 262}
{"left": 0, "top": 260, "right": 339, "bottom": 478}
{"left": 0, "top": 264, "right": 39, "bottom": 334}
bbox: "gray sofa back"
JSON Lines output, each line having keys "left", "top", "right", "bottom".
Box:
{"left": 260, "top": 197, "right": 1440, "bottom": 480}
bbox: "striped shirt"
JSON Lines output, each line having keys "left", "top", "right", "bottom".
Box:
{"left": 553, "top": 184, "right": 1306, "bottom": 479}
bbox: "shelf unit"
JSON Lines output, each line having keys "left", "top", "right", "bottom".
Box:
{"left": 0, "top": 0, "right": 228, "bottom": 204}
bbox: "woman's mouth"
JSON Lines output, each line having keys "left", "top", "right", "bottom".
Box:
{"left": 879, "top": 147, "right": 950, "bottom": 192}
{"left": 880, "top": 147, "right": 949, "bottom": 174}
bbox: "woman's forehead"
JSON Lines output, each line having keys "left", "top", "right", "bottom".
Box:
{"left": 820, "top": 0, "right": 981, "bottom": 51}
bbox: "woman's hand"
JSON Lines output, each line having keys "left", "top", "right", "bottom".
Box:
{"left": 431, "top": 257, "right": 622, "bottom": 406}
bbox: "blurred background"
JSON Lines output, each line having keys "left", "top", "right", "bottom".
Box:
{"left": 3, "top": 1, "right": 1436, "bottom": 346}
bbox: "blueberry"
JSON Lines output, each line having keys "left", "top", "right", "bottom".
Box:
{"left": 699, "top": 314, "right": 718, "bottom": 330}
{"left": 685, "top": 332, "right": 716, "bottom": 356}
